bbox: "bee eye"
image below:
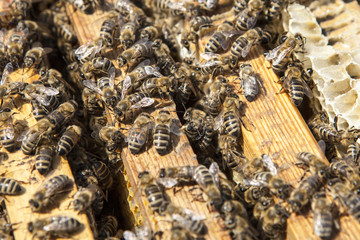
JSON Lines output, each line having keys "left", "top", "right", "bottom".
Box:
{"left": 307, "top": 68, "right": 313, "bottom": 75}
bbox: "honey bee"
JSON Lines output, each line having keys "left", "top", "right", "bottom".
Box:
{"left": 56, "top": 23, "right": 78, "bottom": 44}
{"left": 265, "top": 33, "right": 305, "bottom": 67}
{"left": 223, "top": 215, "right": 258, "bottom": 240}
{"left": 50, "top": 100, "right": 78, "bottom": 125}
{"left": 235, "top": 0, "right": 264, "bottom": 31}
{"left": 57, "top": 125, "right": 82, "bottom": 156}
{"left": 115, "top": 0, "right": 146, "bottom": 25}
{"left": 159, "top": 165, "right": 195, "bottom": 183}
{"left": 140, "top": 26, "right": 159, "bottom": 41}
{"left": 233, "top": 0, "right": 247, "bottom": 15}
{"left": 6, "top": 30, "right": 28, "bottom": 67}
{"left": 23, "top": 47, "right": 51, "bottom": 69}
{"left": 220, "top": 200, "right": 248, "bottom": 219}
{"left": 346, "top": 140, "right": 360, "bottom": 164}
{"left": 20, "top": 83, "right": 59, "bottom": 109}
{"left": 295, "top": 152, "right": 329, "bottom": 182}
{"left": 0, "top": 178, "right": 22, "bottom": 195}
{"left": 277, "top": 61, "right": 313, "bottom": 106}
{"left": 21, "top": 129, "right": 43, "bottom": 155}
{"left": 253, "top": 196, "right": 274, "bottom": 221}
{"left": 308, "top": 112, "right": 344, "bottom": 143}
{"left": 16, "top": 20, "right": 53, "bottom": 43}
{"left": 121, "top": 63, "right": 162, "bottom": 99}
{"left": 259, "top": 203, "right": 289, "bottom": 240}
{"left": 204, "top": 21, "right": 237, "bottom": 53}
{"left": 159, "top": 201, "right": 207, "bottom": 235}
{"left": 0, "top": 9, "right": 23, "bottom": 28}
{"left": 328, "top": 178, "right": 360, "bottom": 223}
{"left": 120, "top": 19, "right": 139, "bottom": 49}
{"left": 123, "top": 225, "right": 153, "bottom": 240}
{"left": 214, "top": 93, "right": 247, "bottom": 137}
{"left": 117, "top": 40, "right": 161, "bottom": 69}
{"left": 98, "top": 216, "right": 118, "bottom": 239}
{"left": 114, "top": 92, "right": 154, "bottom": 123}
{"left": 83, "top": 67, "right": 118, "bottom": 107}
{"left": 73, "top": 184, "right": 99, "bottom": 213}
{"left": 153, "top": 109, "right": 182, "bottom": 155}
{"left": 288, "top": 174, "right": 321, "bottom": 213}
{"left": 182, "top": 107, "right": 207, "bottom": 140}
{"left": 329, "top": 159, "right": 360, "bottom": 194}
{"left": 92, "top": 161, "right": 113, "bottom": 190}
{"left": 138, "top": 171, "right": 167, "bottom": 213}
{"left": 9, "top": 0, "right": 32, "bottom": 17}
{"left": 199, "top": 0, "right": 218, "bottom": 11}
{"left": 218, "top": 134, "right": 247, "bottom": 172}
{"left": 126, "top": 112, "right": 154, "bottom": 154}
{"left": 265, "top": 0, "right": 283, "bottom": 21}
{"left": 145, "top": 0, "right": 186, "bottom": 16}
{"left": 81, "top": 57, "right": 114, "bottom": 77}
{"left": 231, "top": 27, "right": 263, "bottom": 60}
{"left": 311, "top": 191, "right": 339, "bottom": 239}
{"left": 138, "top": 76, "right": 172, "bottom": 97}
{"left": 35, "top": 142, "right": 54, "bottom": 175}
{"left": 29, "top": 174, "right": 73, "bottom": 212}
{"left": 28, "top": 216, "right": 82, "bottom": 239}
{"left": 239, "top": 62, "right": 263, "bottom": 102}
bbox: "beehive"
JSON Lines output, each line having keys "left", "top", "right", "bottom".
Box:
{"left": 1, "top": 0, "right": 360, "bottom": 240}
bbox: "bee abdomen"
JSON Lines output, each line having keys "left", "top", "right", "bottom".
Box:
{"left": 0, "top": 178, "right": 22, "bottom": 195}
{"left": 145, "top": 184, "right": 166, "bottom": 212}
{"left": 314, "top": 213, "right": 333, "bottom": 239}
{"left": 154, "top": 125, "right": 170, "bottom": 155}
{"left": 223, "top": 113, "right": 240, "bottom": 137}
{"left": 289, "top": 78, "right": 304, "bottom": 106}
{"left": 128, "top": 132, "right": 147, "bottom": 154}
{"left": 35, "top": 146, "right": 54, "bottom": 175}
{"left": 0, "top": 130, "right": 15, "bottom": 152}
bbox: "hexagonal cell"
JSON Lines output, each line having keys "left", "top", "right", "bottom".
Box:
{"left": 332, "top": 89, "right": 358, "bottom": 114}
{"left": 346, "top": 63, "right": 360, "bottom": 79}
{"left": 317, "top": 65, "right": 349, "bottom": 82}
{"left": 312, "top": 52, "right": 352, "bottom": 70}
{"left": 289, "top": 21, "right": 322, "bottom": 36}
{"left": 322, "top": 78, "right": 351, "bottom": 98}
{"left": 288, "top": 4, "right": 316, "bottom": 22}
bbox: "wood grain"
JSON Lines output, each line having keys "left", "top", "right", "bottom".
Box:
{"left": 1, "top": 69, "right": 94, "bottom": 240}
{"left": 65, "top": 2, "right": 231, "bottom": 239}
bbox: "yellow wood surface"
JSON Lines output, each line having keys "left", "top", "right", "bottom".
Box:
{"left": 0, "top": 69, "right": 94, "bottom": 240}
{"left": 65, "top": 2, "right": 231, "bottom": 239}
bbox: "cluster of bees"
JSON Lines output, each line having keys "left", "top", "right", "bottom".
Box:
{"left": 0, "top": 0, "right": 360, "bottom": 239}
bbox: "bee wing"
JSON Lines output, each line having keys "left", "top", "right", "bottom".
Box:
{"left": 200, "top": 52, "right": 221, "bottom": 61}
{"left": 109, "top": 66, "right": 115, "bottom": 89}
{"left": 121, "top": 76, "right": 131, "bottom": 100}
{"left": 220, "top": 38, "right": 231, "bottom": 51}
{"left": 4, "top": 126, "right": 15, "bottom": 139}
{"left": 144, "top": 66, "right": 162, "bottom": 77}
{"left": 170, "top": 119, "right": 183, "bottom": 136}
{"left": 75, "top": 40, "right": 102, "bottom": 60}
{"left": 318, "top": 140, "right": 326, "bottom": 154}
{"left": 167, "top": 1, "right": 186, "bottom": 11}
{"left": 240, "top": 114, "right": 256, "bottom": 132}
{"left": 273, "top": 46, "right": 292, "bottom": 66}
{"left": 134, "top": 226, "right": 152, "bottom": 239}
{"left": 156, "top": 177, "right": 178, "bottom": 188}
{"left": 209, "top": 162, "right": 220, "bottom": 185}
{"left": 36, "top": 85, "right": 59, "bottom": 95}
{"left": 123, "top": 231, "right": 137, "bottom": 240}
{"left": 262, "top": 154, "right": 278, "bottom": 175}
{"left": 1, "top": 63, "right": 14, "bottom": 85}
{"left": 0, "top": 28, "right": 7, "bottom": 42}
{"left": 241, "top": 39, "right": 256, "bottom": 58}
{"left": 247, "top": 15, "right": 258, "bottom": 30}
{"left": 129, "top": 97, "right": 155, "bottom": 109}
{"left": 83, "top": 80, "right": 102, "bottom": 95}
{"left": 214, "top": 111, "right": 224, "bottom": 131}
{"left": 181, "top": 208, "right": 206, "bottom": 220}
{"left": 301, "top": 78, "right": 314, "bottom": 99}
{"left": 30, "top": 93, "right": 51, "bottom": 106}
{"left": 43, "top": 216, "right": 74, "bottom": 232}
{"left": 265, "top": 44, "right": 282, "bottom": 61}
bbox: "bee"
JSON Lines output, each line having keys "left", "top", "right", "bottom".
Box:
{"left": 223, "top": 215, "right": 258, "bottom": 240}
{"left": 121, "top": 63, "right": 162, "bottom": 99}
{"left": 6, "top": 31, "right": 28, "bottom": 67}
{"left": 138, "top": 76, "right": 172, "bottom": 97}
{"left": 265, "top": 33, "right": 305, "bottom": 67}
{"left": 73, "top": 184, "right": 98, "bottom": 213}
{"left": 328, "top": 178, "right": 360, "bottom": 223}
{"left": 99, "top": 16, "right": 117, "bottom": 47}
{"left": 92, "top": 161, "right": 113, "bottom": 190}
{"left": 57, "top": 125, "right": 82, "bottom": 156}
{"left": 193, "top": 164, "right": 222, "bottom": 210}
{"left": 140, "top": 26, "right": 159, "bottom": 41}
{"left": 23, "top": 47, "right": 50, "bottom": 69}
{"left": 239, "top": 62, "right": 263, "bottom": 101}
{"left": 204, "top": 21, "right": 237, "bottom": 53}
{"left": 145, "top": 0, "right": 186, "bottom": 16}
{"left": 98, "top": 216, "right": 118, "bottom": 239}
{"left": 308, "top": 113, "right": 344, "bottom": 143}
{"left": 295, "top": 152, "right": 329, "bottom": 182}
{"left": 0, "top": 178, "right": 22, "bottom": 195}
{"left": 259, "top": 203, "right": 289, "bottom": 240}
{"left": 168, "top": 224, "right": 193, "bottom": 240}
{"left": 20, "top": 83, "right": 59, "bottom": 110}
{"left": 220, "top": 200, "right": 248, "bottom": 219}
{"left": 159, "top": 202, "right": 207, "bottom": 235}
{"left": 119, "top": 19, "right": 139, "bottom": 49}
{"left": 123, "top": 225, "right": 153, "bottom": 240}
{"left": 28, "top": 216, "right": 82, "bottom": 239}
{"left": 288, "top": 174, "right": 321, "bottom": 213}
{"left": 231, "top": 27, "right": 263, "bottom": 60}
{"left": 182, "top": 107, "right": 207, "bottom": 141}
{"left": 153, "top": 41, "right": 175, "bottom": 76}
{"left": 35, "top": 142, "right": 54, "bottom": 175}
{"left": 29, "top": 174, "right": 73, "bottom": 212}
{"left": 277, "top": 61, "right": 313, "bottom": 106}
{"left": 159, "top": 166, "right": 194, "bottom": 183}
{"left": 253, "top": 196, "right": 275, "bottom": 221}
{"left": 48, "top": 100, "right": 78, "bottom": 127}
{"left": 138, "top": 171, "right": 167, "bottom": 213}
{"left": 21, "top": 129, "right": 42, "bottom": 155}
{"left": 117, "top": 40, "right": 161, "bottom": 68}
{"left": 233, "top": 0, "right": 247, "bottom": 15}
{"left": 81, "top": 57, "right": 114, "bottom": 77}
{"left": 312, "top": 191, "right": 339, "bottom": 239}
{"left": 214, "top": 93, "right": 245, "bottom": 138}
{"left": 265, "top": 0, "right": 283, "bottom": 21}
{"left": 67, "top": 62, "right": 83, "bottom": 89}
{"left": 115, "top": 0, "right": 146, "bottom": 25}
{"left": 0, "top": 9, "right": 23, "bottom": 28}
{"left": 83, "top": 67, "right": 118, "bottom": 107}
{"left": 126, "top": 112, "right": 154, "bottom": 154}
{"left": 16, "top": 20, "right": 53, "bottom": 43}
{"left": 235, "top": 0, "right": 264, "bottom": 32}
{"left": 346, "top": 140, "right": 360, "bottom": 164}
{"left": 153, "top": 109, "right": 182, "bottom": 155}
{"left": 199, "top": 0, "right": 218, "bottom": 11}
{"left": 68, "top": 0, "right": 95, "bottom": 14}
{"left": 56, "top": 23, "right": 78, "bottom": 44}
{"left": 218, "top": 134, "right": 247, "bottom": 173}
{"left": 329, "top": 159, "right": 360, "bottom": 194}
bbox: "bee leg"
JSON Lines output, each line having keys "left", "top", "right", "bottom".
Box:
{"left": 275, "top": 87, "right": 286, "bottom": 95}
{"left": 191, "top": 192, "right": 205, "bottom": 202}
{"left": 298, "top": 169, "right": 309, "bottom": 181}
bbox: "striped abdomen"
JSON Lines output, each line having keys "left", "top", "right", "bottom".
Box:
{"left": 57, "top": 125, "right": 81, "bottom": 156}
{"left": 31, "top": 100, "right": 47, "bottom": 121}
{"left": 35, "top": 145, "right": 54, "bottom": 175}
{"left": 98, "top": 216, "right": 118, "bottom": 238}
{"left": 204, "top": 32, "right": 226, "bottom": 53}
{"left": 43, "top": 174, "right": 71, "bottom": 198}
{"left": 223, "top": 110, "right": 241, "bottom": 137}
{"left": 0, "top": 178, "right": 22, "bottom": 195}
{"left": 0, "top": 128, "right": 15, "bottom": 152}
{"left": 93, "top": 161, "right": 113, "bottom": 189}
{"left": 193, "top": 165, "right": 214, "bottom": 189}
{"left": 128, "top": 130, "right": 148, "bottom": 154}
{"left": 145, "top": 183, "right": 166, "bottom": 213}
{"left": 154, "top": 124, "right": 170, "bottom": 155}
{"left": 230, "top": 36, "right": 247, "bottom": 59}
{"left": 289, "top": 77, "right": 304, "bottom": 106}
{"left": 313, "top": 212, "right": 333, "bottom": 239}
